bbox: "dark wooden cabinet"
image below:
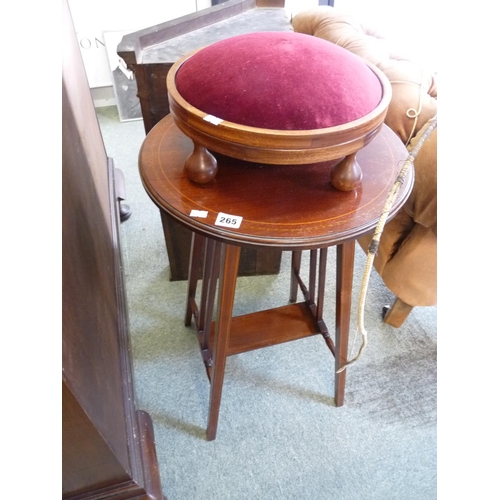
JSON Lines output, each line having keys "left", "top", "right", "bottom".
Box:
{"left": 117, "top": 0, "right": 290, "bottom": 135}
{"left": 117, "top": 0, "right": 290, "bottom": 281}
{"left": 62, "top": 1, "right": 164, "bottom": 498}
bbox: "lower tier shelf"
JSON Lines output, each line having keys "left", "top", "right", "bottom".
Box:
{"left": 208, "top": 301, "right": 320, "bottom": 356}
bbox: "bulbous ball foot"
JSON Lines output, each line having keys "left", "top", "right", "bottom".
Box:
{"left": 184, "top": 143, "right": 218, "bottom": 184}
{"left": 330, "top": 153, "right": 362, "bottom": 191}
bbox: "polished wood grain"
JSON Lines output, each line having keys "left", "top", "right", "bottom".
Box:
{"left": 334, "top": 241, "right": 356, "bottom": 406}
{"left": 383, "top": 297, "right": 414, "bottom": 328}
{"left": 118, "top": 0, "right": 288, "bottom": 134}
{"left": 159, "top": 208, "right": 281, "bottom": 281}
{"left": 207, "top": 243, "right": 241, "bottom": 441}
{"left": 118, "top": 0, "right": 290, "bottom": 279}
{"left": 139, "top": 115, "right": 411, "bottom": 249}
{"left": 63, "top": 0, "right": 164, "bottom": 496}
{"left": 187, "top": 236, "right": 358, "bottom": 440}
{"left": 167, "top": 55, "right": 391, "bottom": 188}
{"left": 139, "top": 115, "right": 412, "bottom": 440}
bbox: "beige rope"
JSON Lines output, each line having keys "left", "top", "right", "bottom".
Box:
{"left": 336, "top": 115, "right": 437, "bottom": 374}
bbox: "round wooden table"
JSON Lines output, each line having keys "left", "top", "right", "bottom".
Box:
{"left": 139, "top": 115, "right": 413, "bottom": 440}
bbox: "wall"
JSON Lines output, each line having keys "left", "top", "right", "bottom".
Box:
{"left": 68, "top": 0, "right": 318, "bottom": 108}
{"left": 333, "top": 0, "right": 437, "bottom": 70}
{"left": 67, "top": 0, "right": 212, "bottom": 106}
{"left": 69, "top": 0, "right": 437, "bottom": 109}
{"left": 286, "top": 0, "right": 318, "bottom": 17}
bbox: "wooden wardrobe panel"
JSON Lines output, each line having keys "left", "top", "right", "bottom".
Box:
{"left": 62, "top": 0, "right": 164, "bottom": 497}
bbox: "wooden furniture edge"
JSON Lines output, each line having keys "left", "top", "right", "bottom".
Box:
{"left": 167, "top": 56, "right": 392, "bottom": 153}
{"left": 118, "top": 0, "right": 258, "bottom": 65}
{"left": 137, "top": 410, "right": 166, "bottom": 500}
{"left": 208, "top": 302, "right": 318, "bottom": 356}
{"left": 109, "top": 158, "right": 165, "bottom": 500}
{"left": 166, "top": 55, "right": 391, "bottom": 187}
{"left": 141, "top": 182, "right": 411, "bottom": 250}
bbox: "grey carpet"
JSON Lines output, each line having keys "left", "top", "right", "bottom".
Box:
{"left": 97, "top": 106, "right": 437, "bottom": 500}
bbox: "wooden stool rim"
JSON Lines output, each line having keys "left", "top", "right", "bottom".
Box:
{"left": 166, "top": 49, "right": 392, "bottom": 165}
{"left": 139, "top": 117, "right": 414, "bottom": 250}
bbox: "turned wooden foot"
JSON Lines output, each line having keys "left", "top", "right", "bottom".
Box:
{"left": 383, "top": 297, "right": 414, "bottom": 328}
{"left": 330, "top": 153, "right": 362, "bottom": 191}
{"left": 184, "top": 143, "right": 218, "bottom": 184}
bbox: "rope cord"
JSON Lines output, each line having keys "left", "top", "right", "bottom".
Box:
{"left": 336, "top": 115, "right": 437, "bottom": 374}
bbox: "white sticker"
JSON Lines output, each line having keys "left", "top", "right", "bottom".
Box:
{"left": 190, "top": 209, "right": 208, "bottom": 218}
{"left": 203, "top": 114, "right": 223, "bottom": 126}
{"left": 214, "top": 212, "right": 243, "bottom": 229}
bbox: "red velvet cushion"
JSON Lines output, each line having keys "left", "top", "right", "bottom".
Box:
{"left": 175, "top": 31, "right": 382, "bottom": 130}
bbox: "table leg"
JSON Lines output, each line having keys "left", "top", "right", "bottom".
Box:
{"left": 184, "top": 232, "right": 205, "bottom": 326}
{"left": 198, "top": 239, "right": 216, "bottom": 337}
{"left": 207, "top": 243, "right": 241, "bottom": 441}
{"left": 316, "top": 248, "right": 336, "bottom": 359}
{"left": 308, "top": 249, "right": 317, "bottom": 304}
{"left": 334, "top": 240, "right": 355, "bottom": 407}
{"left": 316, "top": 248, "right": 328, "bottom": 321}
{"left": 199, "top": 241, "right": 221, "bottom": 380}
{"left": 289, "top": 251, "right": 302, "bottom": 302}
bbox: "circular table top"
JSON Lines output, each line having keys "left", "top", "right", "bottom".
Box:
{"left": 139, "top": 115, "right": 413, "bottom": 250}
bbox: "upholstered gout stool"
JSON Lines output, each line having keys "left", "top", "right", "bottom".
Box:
{"left": 166, "top": 31, "right": 392, "bottom": 192}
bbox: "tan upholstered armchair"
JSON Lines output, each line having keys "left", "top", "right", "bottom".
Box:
{"left": 293, "top": 7, "right": 437, "bottom": 327}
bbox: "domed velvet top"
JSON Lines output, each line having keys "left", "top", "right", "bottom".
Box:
{"left": 175, "top": 31, "right": 382, "bottom": 131}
